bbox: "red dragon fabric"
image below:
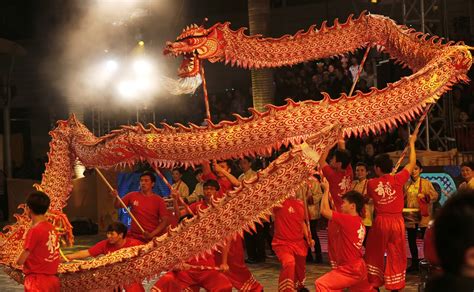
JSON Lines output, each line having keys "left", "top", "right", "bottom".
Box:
{"left": 0, "top": 12, "right": 471, "bottom": 290}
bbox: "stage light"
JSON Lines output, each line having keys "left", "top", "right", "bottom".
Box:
{"left": 105, "top": 60, "right": 119, "bottom": 73}
{"left": 133, "top": 59, "right": 153, "bottom": 74}
{"left": 370, "top": 0, "right": 380, "bottom": 3}
{"left": 117, "top": 80, "right": 137, "bottom": 99}
{"left": 138, "top": 40, "right": 145, "bottom": 47}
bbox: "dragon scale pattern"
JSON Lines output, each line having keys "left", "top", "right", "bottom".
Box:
{"left": 0, "top": 12, "right": 471, "bottom": 290}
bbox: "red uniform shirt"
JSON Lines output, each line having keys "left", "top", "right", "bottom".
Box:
{"left": 367, "top": 169, "right": 410, "bottom": 215}
{"left": 202, "top": 172, "right": 233, "bottom": 198}
{"left": 273, "top": 198, "right": 305, "bottom": 243}
{"left": 331, "top": 212, "right": 365, "bottom": 265}
{"left": 121, "top": 191, "right": 168, "bottom": 241}
{"left": 88, "top": 237, "right": 143, "bottom": 257}
{"left": 322, "top": 164, "right": 353, "bottom": 212}
{"left": 190, "top": 201, "right": 208, "bottom": 214}
{"left": 23, "top": 221, "right": 60, "bottom": 275}
{"left": 272, "top": 198, "right": 307, "bottom": 255}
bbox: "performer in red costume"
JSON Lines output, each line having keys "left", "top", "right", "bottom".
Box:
{"left": 16, "top": 191, "right": 60, "bottom": 292}
{"left": 272, "top": 196, "right": 314, "bottom": 292}
{"left": 152, "top": 181, "right": 233, "bottom": 292}
{"left": 66, "top": 222, "right": 144, "bottom": 292}
{"left": 201, "top": 160, "right": 236, "bottom": 197}
{"left": 315, "top": 180, "right": 372, "bottom": 292}
{"left": 202, "top": 161, "right": 264, "bottom": 290}
{"left": 365, "top": 130, "right": 418, "bottom": 291}
{"left": 151, "top": 254, "right": 232, "bottom": 292}
{"left": 318, "top": 137, "right": 353, "bottom": 268}
{"left": 110, "top": 171, "right": 170, "bottom": 243}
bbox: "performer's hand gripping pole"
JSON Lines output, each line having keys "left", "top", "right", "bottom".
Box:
{"left": 391, "top": 104, "right": 432, "bottom": 175}
{"left": 95, "top": 168, "right": 146, "bottom": 233}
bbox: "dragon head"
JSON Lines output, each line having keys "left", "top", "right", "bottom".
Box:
{"left": 164, "top": 22, "right": 225, "bottom": 78}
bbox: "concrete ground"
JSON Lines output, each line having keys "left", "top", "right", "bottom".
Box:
{"left": 0, "top": 233, "right": 420, "bottom": 291}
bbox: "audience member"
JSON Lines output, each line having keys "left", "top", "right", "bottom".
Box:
{"left": 425, "top": 189, "right": 474, "bottom": 291}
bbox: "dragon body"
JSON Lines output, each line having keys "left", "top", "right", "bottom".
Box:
{"left": 0, "top": 12, "right": 471, "bottom": 290}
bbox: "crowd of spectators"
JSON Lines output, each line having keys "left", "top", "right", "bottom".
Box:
{"left": 183, "top": 51, "right": 474, "bottom": 163}
{"left": 452, "top": 85, "right": 474, "bottom": 151}
{"left": 274, "top": 54, "right": 376, "bottom": 103}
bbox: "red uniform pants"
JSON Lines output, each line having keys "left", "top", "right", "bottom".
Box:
{"left": 214, "top": 237, "right": 263, "bottom": 291}
{"left": 151, "top": 269, "right": 232, "bottom": 292}
{"left": 315, "top": 258, "right": 372, "bottom": 292}
{"left": 24, "top": 274, "right": 60, "bottom": 292}
{"left": 273, "top": 245, "right": 307, "bottom": 291}
{"left": 364, "top": 214, "right": 407, "bottom": 290}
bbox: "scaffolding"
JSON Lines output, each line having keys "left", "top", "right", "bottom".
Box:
{"left": 401, "top": 0, "right": 456, "bottom": 151}
{"left": 89, "top": 105, "right": 157, "bottom": 137}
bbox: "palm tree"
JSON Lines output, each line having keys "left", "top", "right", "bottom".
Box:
{"left": 247, "top": 0, "right": 274, "bottom": 112}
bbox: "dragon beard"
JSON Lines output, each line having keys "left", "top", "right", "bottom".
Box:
{"left": 159, "top": 74, "right": 203, "bottom": 95}
{"left": 0, "top": 11, "right": 472, "bottom": 290}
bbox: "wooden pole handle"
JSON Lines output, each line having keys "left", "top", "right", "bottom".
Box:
{"left": 95, "top": 168, "right": 146, "bottom": 233}
{"left": 151, "top": 166, "right": 195, "bottom": 216}
{"left": 302, "top": 182, "right": 314, "bottom": 251}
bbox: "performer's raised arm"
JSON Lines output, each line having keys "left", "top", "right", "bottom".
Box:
{"left": 202, "top": 161, "right": 212, "bottom": 176}
{"left": 320, "top": 177, "right": 333, "bottom": 220}
{"left": 213, "top": 160, "right": 240, "bottom": 187}
{"left": 337, "top": 132, "right": 346, "bottom": 150}
{"left": 403, "top": 128, "right": 419, "bottom": 173}
{"left": 318, "top": 146, "right": 330, "bottom": 169}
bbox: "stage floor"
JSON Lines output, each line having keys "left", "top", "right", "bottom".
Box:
{"left": 0, "top": 233, "right": 421, "bottom": 291}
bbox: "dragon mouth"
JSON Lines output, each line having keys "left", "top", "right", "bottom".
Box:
{"left": 177, "top": 54, "right": 201, "bottom": 78}
{"left": 164, "top": 43, "right": 201, "bottom": 78}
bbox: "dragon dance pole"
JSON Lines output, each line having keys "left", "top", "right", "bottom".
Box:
{"left": 390, "top": 103, "right": 433, "bottom": 175}
{"left": 348, "top": 45, "right": 371, "bottom": 97}
{"left": 95, "top": 168, "right": 146, "bottom": 233}
{"left": 151, "top": 166, "right": 195, "bottom": 216}
{"left": 302, "top": 183, "right": 315, "bottom": 252}
{"left": 200, "top": 64, "right": 212, "bottom": 121}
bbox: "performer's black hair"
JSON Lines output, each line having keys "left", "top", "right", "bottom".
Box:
{"left": 26, "top": 191, "right": 50, "bottom": 215}
{"left": 172, "top": 168, "right": 184, "bottom": 175}
{"left": 140, "top": 171, "right": 156, "bottom": 183}
{"left": 106, "top": 221, "right": 128, "bottom": 238}
{"left": 416, "top": 160, "right": 423, "bottom": 169}
{"left": 203, "top": 179, "right": 220, "bottom": 191}
{"left": 342, "top": 190, "right": 365, "bottom": 216}
{"left": 334, "top": 149, "right": 351, "bottom": 169}
{"left": 355, "top": 162, "right": 368, "bottom": 170}
{"left": 460, "top": 161, "right": 474, "bottom": 170}
{"left": 374, "top": 153, "right": 393, "bottom": 174}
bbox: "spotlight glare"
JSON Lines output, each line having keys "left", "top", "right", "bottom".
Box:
{"left": 117, "top": 81, "right": 137, "bottom": 99}
{"left": 133, "top": 59, "right": 153, "bottom": 74}
{"left": 138, "top": 40, "right": 145, "bottom": 46}
{"left": 105, "top": 60, "right": 119, "bottom": 73}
